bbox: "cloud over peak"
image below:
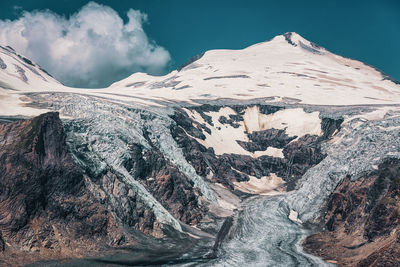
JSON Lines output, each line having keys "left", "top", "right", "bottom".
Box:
{"left": 0, "top": 2, "right": 171, "bottom": 88}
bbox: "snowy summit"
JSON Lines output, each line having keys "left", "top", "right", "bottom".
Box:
{"left": 0, "top": 32, "right": 399, "bottom": 117}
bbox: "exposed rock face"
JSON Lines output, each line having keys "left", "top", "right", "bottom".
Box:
{"left": 0, "top": 113, "right": 123, "bottom": 264}
{"left": 303, "top": 159, "right": 400, "bottom": 266}
{"left": 126, "top": 145, "right": 207, "bottom": 225}
{"left": 171, "top": 105, "right": 341, "bottom": 191}
{"left": 0, "top": 232, "right": 4, "bottom": 252}
{"left": 237, "top": 128, "right": 296, "bottom": 152}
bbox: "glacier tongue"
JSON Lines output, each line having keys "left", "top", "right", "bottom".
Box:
{"left": 204, "top": 108, "right": 400, "bottom": 267}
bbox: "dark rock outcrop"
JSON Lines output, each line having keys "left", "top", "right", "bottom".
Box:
{"left": 237, "top": 128, "right": 296, "bottom": 152}
{"left": 127, "top": 144, "right": 207, "bottom": 225}
{"left": 0, "top": 232, "right": 4, "bottom": 252}
{"left": 320, "top": 117, "right": 343, "bottom": 140}
{"left": 282, "top": 134, "right": 326, "bottom": 189}
{"left": 0, "top": 113, "right": 152, "bottom": 265}
{"left": 171, "top": 105, "right": 340, "bottom": 191}
{"left": 303, "top": 159, "right": 400, "bottom": 266}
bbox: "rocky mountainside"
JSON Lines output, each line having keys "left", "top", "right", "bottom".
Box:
{"left": 303, "top": 159, "right": 400, "bottom": 266}
{"left": 0, "top": 112, "right": 133, "bottom": 265}
{"left": 0, "top": 32, "right": 399, "bottom": 266}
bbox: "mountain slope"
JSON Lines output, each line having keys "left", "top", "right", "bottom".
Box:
{"left": 110, "top": 32, "right": 400, "bottom": 105}
{"left": 1, "top": 32, "right": 400, "bottom": 118}
{"left": 0, "top": 32, "right": 399, "bottom": 266}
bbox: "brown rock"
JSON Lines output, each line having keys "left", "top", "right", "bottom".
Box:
{"left": 303, "top": 159, "right": 400, "bottom": 266}
{"left": 0, "top": 113, "right": 143, "bottom": 265}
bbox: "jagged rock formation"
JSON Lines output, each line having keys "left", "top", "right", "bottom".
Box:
{"left": 0, "top": 113, "right": 129, "bottom": 265}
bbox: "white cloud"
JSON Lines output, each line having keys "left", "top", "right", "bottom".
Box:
{"left": 0, "top": 2, "right": 171, "bottom": 88}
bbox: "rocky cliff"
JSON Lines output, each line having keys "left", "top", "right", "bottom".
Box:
{"left": 303, "top": 159, "right": 400, "bottom": 266}
{"left": 0, "top": 113, "right": 122, "bottom": 265}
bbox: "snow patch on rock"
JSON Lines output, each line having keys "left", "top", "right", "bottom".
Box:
{"left": 244, "top": 106, "right": 322, "bottom": 138}
{"left": 233, "top": 173, "right": 286, "bottom": 196}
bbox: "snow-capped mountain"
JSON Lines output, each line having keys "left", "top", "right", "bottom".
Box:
{"left": 1, "top": 32, "right": 400, "bottom": 117}
{"left": 0, "top": 33, "right": 399, "bottom": 266}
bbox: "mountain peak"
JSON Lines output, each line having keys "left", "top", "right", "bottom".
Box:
{"left": 282, "top": 32, "right": 308, "bottom": 44}
{"left": 232, "top": 32, "right": 326, "bottom": 58}
{"left": 280, "top": 32, "right": 325, "bottom": 54}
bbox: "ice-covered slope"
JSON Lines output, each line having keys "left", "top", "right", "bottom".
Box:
{"left": 1, "top": 32, "right": 400, "bottom": 118}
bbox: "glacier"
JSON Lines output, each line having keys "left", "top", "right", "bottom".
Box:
{"left": 1, "top": 32, "right": 400, "bottom": 266}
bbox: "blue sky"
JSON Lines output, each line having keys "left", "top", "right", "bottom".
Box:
{"left": 0, "top": 0, "right": 399, "bottom": 87}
